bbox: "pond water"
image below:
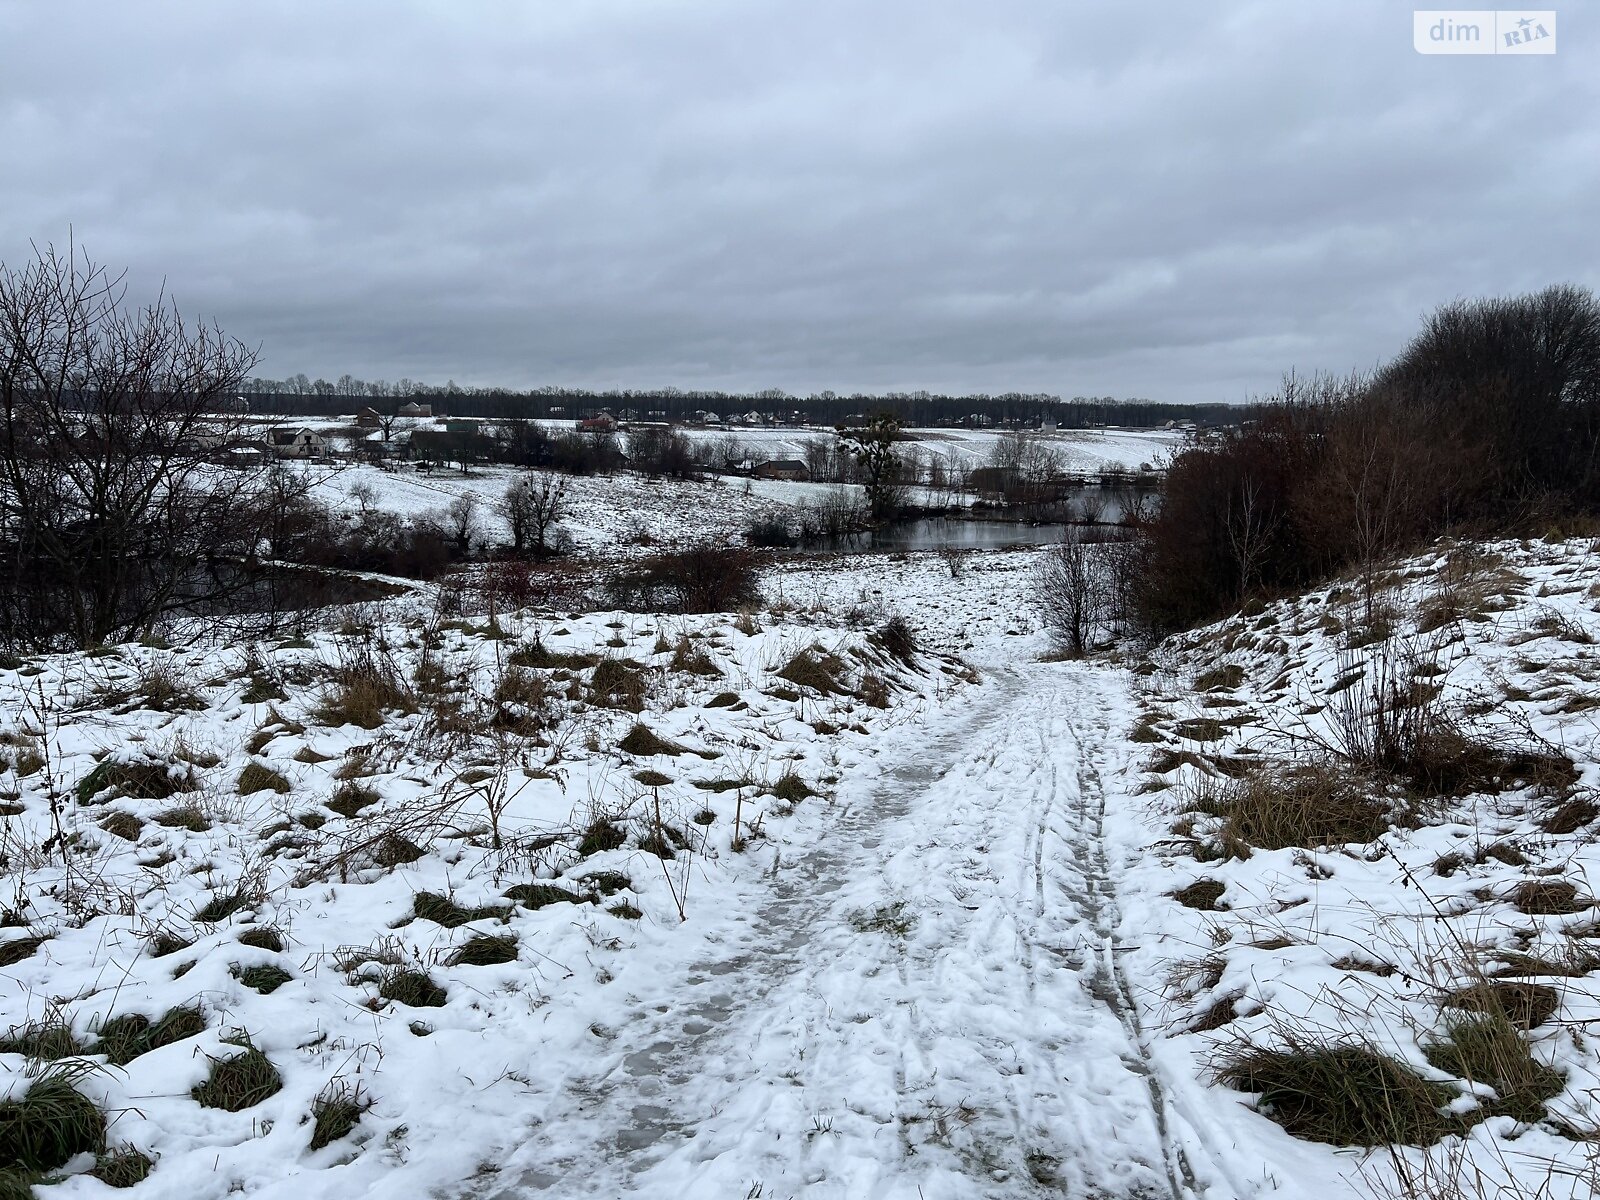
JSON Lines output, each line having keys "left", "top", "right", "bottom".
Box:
{"left": 808, "top": 517, "right": 1083, "bottom": 554}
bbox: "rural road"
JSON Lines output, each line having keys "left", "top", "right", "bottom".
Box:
{"left": 490, "top": 661, "right": 1233, "bottom": 1199}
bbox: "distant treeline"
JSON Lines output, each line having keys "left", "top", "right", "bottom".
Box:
{"left": 241, "top": 381, "right": 1245, "bottom": 429}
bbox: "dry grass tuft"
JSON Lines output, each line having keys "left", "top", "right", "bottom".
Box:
{"left": 95, "top": 1006, "right": 206, "bottom": 1066}
{"left": 129, "top": 660, "right": 205, "bottom": 712}
{"left": 1195, "top": 763, "right": 1395, "bottom": 858}
{"left": 98, "top": 811, "right": 144, "bottom": 842}
{"left": 412, "top": 892, "right": 506, "bottom": 928}
{"left": 618, "top": 723, "right": 682, "bottom": 757}
{"left": 871, "top": 616, "right": 919, "bottom": 665}
{"left": 777, "top": 646, "right": 848, "bottom": 694}
{"left": 236, "top": 927, "right": 284, "bottom": 953}
{"left": 1542, "top": 792, "right": 1599, "bottom": 834}
{"left": 587, "top": 658, "right": 649, "bottom": 711}
{"left": 577, "top": 819, "right": 627, "bottom": 855}
{"left": 194, "top": 888, "right": 257, "bottom": 924}
{"left": 315, "top": 648, "right": 417, "bottom": 729}
{"left": 378, "top": 966, "right": 447, "bottom": 1008}
{"left": 1443, "top": 980, "right": 1559, "bottom": 1030}
{"left": 0, "top": 936, "right": 47, "bottom": 968}
{"left": 326, "top": 781, "right": 380, "bottom": 819}
{"left": 235, "top": 964, "right": 294, "bottom": 995}
{"left": 1216, "top": 1039, "right": 1457, "bottom": 1147}
{"left": 1423, "top": 1013, "right": 1564, "bottom": 1122}
{"left": 447, "top": 933, "right": 518, "bottom": 967}
{"left": 504, "top": 883, "right": 583, "bottom": 910}
{"left": 1510, "top": 878, "right": 1590, "bottom": 916}
{"left": 0, "top": 1072, "right": 106, "bottom": 1172}
{"left": 0, "top": 1013, "right": 85, "bottom": 1060}
{"left": 238, "top": 761, "right": 291, "bottom": 795}
{"left": 508, "top": 639, "right": 598, "bottom": 670}
{"left": 152, "top": 804, "right": 210, "bottom": 832}
{"left": 858, "top": 674, "right": 891, "bottom": 708}
{"left": 91, "top": 1145, "right": 154, "bottom": 1188}
{"left": 669, "top": 636, "right": 721, "bottom": 677}
{"left": 1171, "top": 879, "right": 1227, "bottom": 910}
{"left": 76, "top": 756, "right": 194, "bottom": 804}
{"left": 1195, "top": 664, "right": 1246, "bottom": 691}
{"left": 770, "top": 771, "right": 814, "bottom": 804}
{"left": 309, "top": 1080, "right": 370, "bottom": 1151}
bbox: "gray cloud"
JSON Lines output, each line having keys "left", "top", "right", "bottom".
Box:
{"left": 2, "top": 0, "right": 1595, "bottom": 401}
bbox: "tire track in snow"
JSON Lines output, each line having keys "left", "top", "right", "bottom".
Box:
{"left": 485, "top": 662, "right": 1236, "bottom": 1199}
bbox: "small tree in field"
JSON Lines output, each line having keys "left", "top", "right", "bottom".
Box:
{"left": 445, "top": 494, "right": 478, "bottom": 557}
{"left": 1034, "top": 528, "right": 1117, "bottom": 655}
{"left": 505, "top": 473, "right": 567, "bottom": 557}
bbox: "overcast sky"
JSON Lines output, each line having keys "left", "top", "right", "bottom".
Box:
{"left": 2, "top": 2, "right": 1594, "bottom": 402}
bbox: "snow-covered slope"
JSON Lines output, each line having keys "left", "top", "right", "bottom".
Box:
{"left": 1124, "top": 539, "right": 1600, "bottom": 1196}
{"left": 0, "top": 599, "right": 972, "bottom": 1197}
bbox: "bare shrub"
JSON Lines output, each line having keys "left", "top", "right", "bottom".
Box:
{"left": 505, "top": 472, "right": 569, "bottom": 557}
{"left": 605, "top": 545, "right": 763, "bottom": 613}
{"left": 1323, "top": 642, "right": 1573, "bottom": 797}
{"left": 0, "top": 243, "right": 269, "bottom": 651}
{"left": 1033, "top": 527, "right": 1126, "bottom": 654}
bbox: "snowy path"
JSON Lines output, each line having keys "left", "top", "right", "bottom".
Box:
{"left": 489, "top": 662, "right": 1228, "bottom": 1199}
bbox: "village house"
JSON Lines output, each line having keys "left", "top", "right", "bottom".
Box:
{"left": 264, "top": 427, "right": 327, "bottom": 459}
{"left": 751, "top": 459, "right": 811, "bottom": 482}
{"left": 218, "top": 444, "right": 268, "bottom": 469}
{"left": 355, "top": 407, "right": 383, "bottom": 428}
{"left": 398, "top": 401, "right": 433, "bottom": 418}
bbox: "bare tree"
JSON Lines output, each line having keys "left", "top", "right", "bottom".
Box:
{"left": 1033, "top": 527, "right": 1116, "bottom": 655}
{"left": 1073, "top": 489, "right": 1107, "bottom": 525}
{"left": 445, "top": 494, "right": 478, "bottom": 557}
{"left": 348, "top": 479, "right": 378, "bottom": 517}
{"left": 0, "top": 242, "right": 270, "bottom": 649}
{"left": 505, "top": 472, "right": 567, "bottom": 556}
{"left": 1223, "top": 476, "right": 1276, "bottom": 605}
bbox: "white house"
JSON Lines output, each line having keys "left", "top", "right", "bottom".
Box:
{"left": 265, "top": 427, "right": 327, "bottom": 459}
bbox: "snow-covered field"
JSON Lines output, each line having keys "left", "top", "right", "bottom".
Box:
{"left": 273, "top": 416, "right": 1182, "bottom": 476}
{"left": 267, "top": 421, "right": 1181, "bottom": 560}
{"left": 309, "top": 462, "right": 844, "bottom": 556}
{"left": 3, "top": 538, "right": 1599, "bottom": 1197}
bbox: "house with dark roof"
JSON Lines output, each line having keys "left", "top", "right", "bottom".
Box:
{"left": 264, "top": 427, "right": 327, "bottom": 459}
{"left": 751, "top": 459, "right": 810, "bottom": 482}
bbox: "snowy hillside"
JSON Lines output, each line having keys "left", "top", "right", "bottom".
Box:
{"left": 0, "top": 594, "right": 974, "bottom": 1197}
{"left": 1126, "top": 539, "right": 1600, "bottom": 1197}
{"left": 4, "top": 538, "right": 1599, "bottom": 1198}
